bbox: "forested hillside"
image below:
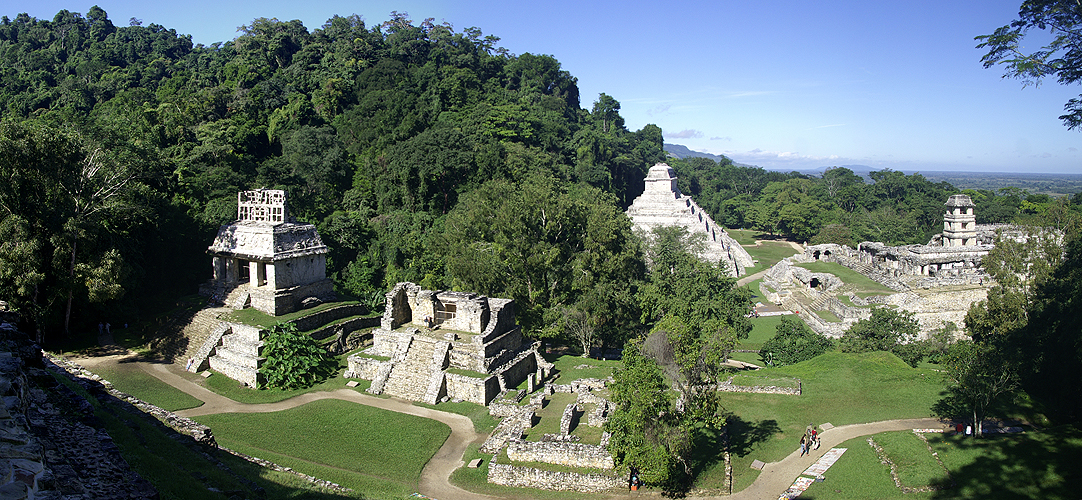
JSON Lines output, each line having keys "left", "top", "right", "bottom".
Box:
{"left": 0, "top": 7, "right": 1077, "bottom": 348}
{"left": 0, "top": 8, "right": 666, "bottom": 344}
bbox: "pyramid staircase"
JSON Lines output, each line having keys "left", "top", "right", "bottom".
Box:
{"left": 380, "top": 336, "right": 450, "bottom": 404}
{"left": 206, "top": 323, "right": 265, "bottom": 387}
{"left": 152, "top": 307, "right": 231, "bottom": 364}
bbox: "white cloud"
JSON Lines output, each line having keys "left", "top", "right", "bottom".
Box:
{"left": 710, "top": 136, "right": 733, "bottom": 141}
{"left": 664, "top": 129, "right": 704, "bottom": 139}
{"left": 647, "top": 104, "right": 672, "bottom": 116}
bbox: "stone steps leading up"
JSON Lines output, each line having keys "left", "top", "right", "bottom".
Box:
{"left": 383, "top": 337, "right": 446, "bottom": 402}
{"left": 154, "top": 307, "right": 231, "bottom": 365}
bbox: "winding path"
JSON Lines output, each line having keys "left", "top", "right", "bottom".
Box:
{"left": 70, "top": 342, "right": 945, "bottom": 500}
{"left": 72, "top": 351, "right": 497, "bottom": 500}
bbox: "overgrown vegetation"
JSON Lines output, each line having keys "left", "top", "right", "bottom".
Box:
{"left": 259, "top": 323, "right": 336, "bottom": 389}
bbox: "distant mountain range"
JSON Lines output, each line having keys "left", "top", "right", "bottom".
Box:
{"left": 663, "top": 143, "right": 1082, "bottom": 196}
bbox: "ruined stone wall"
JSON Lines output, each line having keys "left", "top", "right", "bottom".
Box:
{"left": 493, "top": 349, "right": 538, "bottom": 392}
{"left": 488, "top": 463, "right": 622, "bottom": 492}
{"left": 445, "top": 372, "right": 499, "bottom": 405}
{"left": 0, "top": 320, "right": 158, "bottom": 500}
{"left": 506, "top": 440, "right": 615, "bottom": 469}
{"left": 345, "top": 356, "right": 389, "bottom": 380}
{"left": 289, "top": 303, "right": 371, "bottom": 332}
{"left": 480, "top": 298, "right": 517, "bottom": 343}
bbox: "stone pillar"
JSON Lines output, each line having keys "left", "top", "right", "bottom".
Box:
{"left": 225, "top": 258, "right": 240, "bottom": 284}
{"left": 250, "top": 261, "right": 265, "bottom": 287}
{"left": 265, "top": 263, "right": 276, "bottom": 289}
{"left": 212, "top": 256, "right": 225, "bottom": 281}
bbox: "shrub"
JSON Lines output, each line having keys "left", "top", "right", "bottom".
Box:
{"left": 759, "top": 317, "right": 833, "bottom": 366}
{"left": 839, "top": 307, "right": 923, "bottom": 367}
{"left": 259, "top": 323, "right": 337, "bottom": 389}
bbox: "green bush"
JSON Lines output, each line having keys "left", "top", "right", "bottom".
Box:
{"left": 759, "top": 317, "right": 833, "bottom": 366}
{"left": 259, "top": 323, "right": 336, "bottom": 389}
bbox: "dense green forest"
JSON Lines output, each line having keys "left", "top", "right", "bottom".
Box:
{"left": 0, "top": 7, "right": 1079, "bottom": 350}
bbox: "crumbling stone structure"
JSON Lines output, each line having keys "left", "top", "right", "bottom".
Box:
{"left": 202, "top": 189, "right": 335, "bottom": 316}
{"left": 483, "top": 380, "right": 620, "bottom": 492}
{"left": 760, "top": 194, "right": 1011, "bottom": 338}
{"left": 346, "top": 283, "right": 547, "bottom": 405}
{"left": 627, "top": 163, "right": 754, "bottom": 276}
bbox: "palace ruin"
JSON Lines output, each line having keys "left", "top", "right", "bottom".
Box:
{"left": 761, "top": 194, "right": 1004, "bottom": 338}
{"left": 626, "top": 163, "right": 754, "bottom": 277}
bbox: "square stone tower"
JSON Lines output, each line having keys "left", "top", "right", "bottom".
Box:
{"left": 943, "top": 194, "right": 977, "bottom": 247}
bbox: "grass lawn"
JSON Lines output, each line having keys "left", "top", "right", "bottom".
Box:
{"left": 743, "top": 240, "right": 800, "bottom": 272}
{"left": 52, "top": 369, "right": 350, "bottom": 499}
{"left": 525, "top": 392, "right": 578, "bottom": 441}
{"left": 730, "top": 373, "right": 800, "bottom": 389}
{"left": 795, "top": 261, "right": 895, "bottom": 294}
{"left": 726, "top": 228, "right": 762, "bottom": 246}
{"left": 712, "top": 351, "right": 946, "bottom": 492}
{"left": 546, "top": 355, "right": 619, "bottom": 384}
{"left": 740, "top": 315, "right": 787, "bottom": 351}
{"left": 195, "top": 399, "right": 450, "bottom": 496}
{"left": 802, "top": 426, "right": 1082, "bottom": 499}
{"left": 743, "top": 278, "right": 767, "bottom": 302}
{"left": 817, "top": 309, "right": 842, "bottom": 322}
{"left": 91, "top": 363, "right": 204, "bottom": 412}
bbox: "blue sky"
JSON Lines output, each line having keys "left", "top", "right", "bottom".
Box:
{"left": 9, "top": 0, "right": 1082, "bottom": 174}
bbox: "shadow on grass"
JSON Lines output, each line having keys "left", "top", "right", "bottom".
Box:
{"left": 928, "top": 427, "right": 1082, "bottom": 500}
{"left": 726, "top": 414, "right": 782, "bottom": 458}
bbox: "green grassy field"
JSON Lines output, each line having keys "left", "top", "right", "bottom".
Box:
{"left": 743, "top": 240, "right": 800, "bottom": 272}
{"left": 52, "top": 369, "right": 351, "bottom": 499}
{"left": 91, "top": 363, "right": 204, "bottom": 412}
{"left": 546, "top": 354, "right": 619, "bottom": 383}
{"left": 709, "top": 351, "right": 946, "bottom": 491}
{"left": 795, "top": 261, "right": 895, "bottom": 294}
{"left": 195, "top": 399, "right": 450, "bottom": 496}
{"left": 801, "top": 426, "right": 1082, "bottom": 500}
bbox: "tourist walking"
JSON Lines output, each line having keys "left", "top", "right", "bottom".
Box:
{"left": 799, "top": 434, "right": 808, "bottom": 456}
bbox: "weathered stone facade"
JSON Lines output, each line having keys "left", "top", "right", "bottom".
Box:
{"left": 346, "top": 283, "right": 547, "bottom": 405}
{"left": 201, "top": 189, "right": 336, "bottom": 316}
{"left": 626, "top": 163, "right": 754, "bottom": 276}
{"left": 487, "top": 463, "right": 622, "bottom": 492}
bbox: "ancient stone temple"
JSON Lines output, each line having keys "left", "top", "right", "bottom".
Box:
{"left": 346, "top": 283, "right": 548, "bottom": 405}
{"left": 626, "top": 163, "right": 754, "bottom": 276}
{"left": 202, "top": 189, "right": 335, "bottom": 316}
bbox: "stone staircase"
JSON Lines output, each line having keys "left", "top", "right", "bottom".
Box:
{"left": 152, "top": 307, "right": 231, "bottom": 364}
{"left": 207, "top": 323, "right": 265, "bottom": 387}
{"left": 224, "top": 284, "right": 251, "bottom": 310}
{"left": 382, "top": 336, "right": 449, "bottom": 403}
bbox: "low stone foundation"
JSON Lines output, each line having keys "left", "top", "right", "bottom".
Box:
{"left": 488, "top": 463, "right": 622, "bottom": 492}
{"left": 506, "top": 440, "right": 615, "bottom": 469}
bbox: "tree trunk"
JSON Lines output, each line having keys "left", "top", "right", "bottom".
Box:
{"left": 63, "top": 238, "right": 76, "bottom": 336}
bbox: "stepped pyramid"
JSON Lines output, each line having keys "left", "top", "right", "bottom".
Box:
{"left": 626, "top": 163, "right": 754, "bottom": 276}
